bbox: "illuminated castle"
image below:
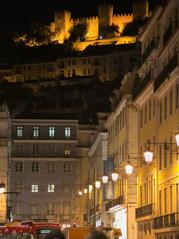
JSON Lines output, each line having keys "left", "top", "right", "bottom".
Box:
{"left": 50, "top": 1, "right": 149, "bottom": 46}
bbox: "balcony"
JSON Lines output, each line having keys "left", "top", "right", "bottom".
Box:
{"left": 89, "top": 204, "right": 100, "bottom": 216}
{"left": 132, "top": 71, "right": 152, "bottom": 99}
{"left": 154, "top": 212, "right": 179, "bottom": 229}
{"left": 163, "top": 21, "right": 178, "bottom": 46}
{"left": 105, "top": 195, "right": 124, "bottom": 211}
{"left": 154, "top": 52, "right": 178, "bottom": 91}
{"left": 135, "top": 204, "right": 153, "bottom": 218}
{"left": 142, "top": 37, "right": 159, "bottom": 62}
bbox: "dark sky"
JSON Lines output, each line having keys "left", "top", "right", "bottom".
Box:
{"left": 0, "top": 0, "right": 160, "bottom": 34}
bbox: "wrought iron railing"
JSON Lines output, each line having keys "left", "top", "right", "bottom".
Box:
{"left": 154, "top": 212, "right": 179, "bottom": 229}
{"left": 154, "top": 52, "right": 178, "bottom": 91}
{"left": 135, "top": 204, "right": 153, "bottom": 218}
{"left": 105, "top": 195, "right": 124, "bottom": 211}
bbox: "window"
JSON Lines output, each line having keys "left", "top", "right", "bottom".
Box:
{"left": 64, "top": 148, "right": 71, "bottom": 156}
{"left": 64, "top": 162, "right": 71, "bottom": 173}
{"left": 31, "top": 184, "right": 38, "bottom": 193}
{"left": 169, "top": 90, "right": 173, "bottom": 114}
{"left": 88, "top": 68, "right": 91, "bottom": 75}
{"left": 33, "top": 126, "right": 39, "bottom": 138}
{"left": 47, "top": 161, "right": 55, "bottom": 173}
{"left": 14, "top": 161, "right": 23, "bottom": 172}
{"left": 47, "top": 203, "right": 54, "bottom": 215}
{"left": 63, "top": 183, "right": 71, "bottom": 193}
{"left": 176, "top": 84, "right": 179, "bottom": 109}
{"left": 83, "top": 58, "right": 86, "bottom": 64}
{"left": 159, "top": 145, "right": 162, "bottom": 170}
{"left": 31, "top": 161, "right": 39, "bottom": 172}
{"left": 149, "top": 100, "right": 151, "bottom": 120}
{"left": 15, "top": 181, "right": 23, "bottom": 192}
{"left": 48, "top": 184, "right": 55, "bottom": 193}
{"left": 164, "top": 142, "right": 167, "bottom": 168}
{"left": 63, "top": 202, "right": 71, "bottom": 219}
{"left": 164, "top": 188, "right": 167, "bottom": 214}
{"left": 140, "top": 109, "right": 143, "bottom": 127}
{"left": 83, "top": 69, "right": 86, "bottom": 75}
{"left": 65, "top": 127, "right": 71, "bottom": 138}
{"left": 159, "top": 102, "right": 162, "bottom": 124}
{"left": 31, "top": 205, "right": 38, "bottom": 215}
{"left": 159, "top": 190, "right": 162, "bottom": 214}
{"left": 17, "top": 126, "right": 23, "bottom": 137}
{"left": 170, "top": 186, "right": 173, "bottom": 213}
{"left": 49, "top": 126, "right": 55, "bottom": 138}
{"left": 72, "top": 59, "right": 75, "bottom": 65}
{"left": 164, "top": 96, "right": 167, "bottom": 119}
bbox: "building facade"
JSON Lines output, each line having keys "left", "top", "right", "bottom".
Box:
{"left": 0, "top": 104, "right": 11, "bottom": 223}
{"left": 9, "top": 116, "right": 97, "bottom": 226}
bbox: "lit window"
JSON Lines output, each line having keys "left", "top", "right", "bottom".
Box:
{"left": 65, "top": 127, "right": 71, "bottom": 139}
{"left": 31, "top": 184, "right": 38, "bottom": 193}
{"left": 31, "top": 161, "right": 39, "bottom": 172}
{"left": 64, "top": 149, "right": 71, "bottom": 156}
{"left": 14, "top": 161, "right": 23, "bottom": 172}
{"left": 17, "top": 126, "right": 23, "bottom": 137}
{"left": 33, "top": 126, "right": 39, "bottom": 137}
{"left": 48, "top": 184, "right": 55, "bottom": 193}
{"left": 49, "top": 126, "right": 55, "bottom": 138}
{"left": 64, "top": 162, "right": 71, "bottom": 173}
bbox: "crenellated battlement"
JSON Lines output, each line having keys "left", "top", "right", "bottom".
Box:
{"left": 113, "top": 13, "right": 133, "bottom": 18}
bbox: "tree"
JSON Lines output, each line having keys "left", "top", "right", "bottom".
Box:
{"left": 121, "top": 18, "right": 148, "bottom": 36}
{"left": 69, "top": 23, "right": 87, "bottom": 42}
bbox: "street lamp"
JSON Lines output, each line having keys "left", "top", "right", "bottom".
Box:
{"left": 78, "top": 190, "right": 82, "bottom": 196}
{"left": 125, "top": 163, "right": 134, "bottom": 176}
{"left": 89, "top": 184, "right": 93, "bottom": 193}
{"left": 102, "top": 175, "right": 108, "bottom": 184}
{"left": 175, "top": 132, "right": 179, "bottom": 147}
{"left": 95, "top": 180, "right": 101, "bottom": 189}
{"left": 111, "top": 172, "right": 119, "bottom": 182}
{"left": 0, "top": 182, "right": 5, "bottom": 194}
{"left": 84, "top": 188, "right": 88, "bottom": 194}
{"left": 144, "top": 148, "right": 154, "bottom": 164}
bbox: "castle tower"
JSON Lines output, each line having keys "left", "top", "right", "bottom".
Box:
{"left": 133, "top": 0, "right": 149, "bottom": 19}
{"left": 98, "top": 4, "right": 113, "bottom": 38}
{"left": 0, "top": 104, "right": 11, "bottom": 222}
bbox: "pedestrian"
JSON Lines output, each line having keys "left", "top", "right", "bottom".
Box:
{"left": 85, "top": 230, "right": 109, "bottom": 239}
{"left": 44, "top": 230, "right": 65, "bottom": 239}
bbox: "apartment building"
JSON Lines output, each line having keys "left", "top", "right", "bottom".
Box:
{"left": 134, "top": 1, "right": 179, "bottom": 239}
{"left": 9, "top": 114, "right": 97, "bottom": 226}
{"left": 1, "top": 45, "right": 139, "bottom": 83}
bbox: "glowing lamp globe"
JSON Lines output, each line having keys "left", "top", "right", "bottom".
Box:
{"left": 84, "top": 188, "right": 88, "bottom": 194}
{"left": 102, "top": 175, "right": 108, "bottom": 184}
{"left": 0, "top": 182, "right": 5, "bottom": 194}
{"left": 111, "top": 172, "right": 118, "bottom": 182}
{"left": 95, "top": 180, "right": 101, "bottom": 189}
{"left": 89, "top": 184, "right": 93, "bottom": 193}
{"left": 125, "top": 164, "right": 134, "bottom": 176}
{"left": 175, "top": 132, "right": 179, "bottom": 147}
{"left": 144, "top": 150, "right": 154, "bottom": 164}
{"left": 78, "top": 190, "right": 82, "bottom": 196}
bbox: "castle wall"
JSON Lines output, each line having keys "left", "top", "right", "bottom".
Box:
{"left": 73, "top": 17, "right": 99, "bottom": 40}
{"left": 112, "top": 14, "right": 133, "bottom": 35}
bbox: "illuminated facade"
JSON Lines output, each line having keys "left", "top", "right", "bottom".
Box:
{"left": 0, "top": 104, "right": 11, "bottom": 222}
{"left": 134, "top": 1, "right": 179, "bottom": 239}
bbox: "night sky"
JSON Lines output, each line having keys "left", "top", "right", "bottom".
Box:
{"left": 0, "top": 0, "right": 160, "bottom": 34}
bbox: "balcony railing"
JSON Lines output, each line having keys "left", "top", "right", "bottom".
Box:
{"left": 105, "top": 195, "right": 124, "bottom": 211}
{"left": 142, "top": 37, "right": 159, "bottom": 62}
{"left": 135, "top": 204, "right": 153, "bottom": 218}
{"left": 154, "top": 52, "right": 178, "bottom": 91}
{"left": 132, "top": 71, "right": 152, "bottom": 99}
{"left": 163, "top": 21, "right": 178, "bottom": 46}
{"left": 154, "top": 212, "right": 179, "bottom": 229}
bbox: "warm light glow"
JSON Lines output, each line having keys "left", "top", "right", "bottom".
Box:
{"left": 89, "top": 184, "right": 93, "bottom": 193}
{"left": 84, "top": 188, "right": 88, "bottom": 194}
{"left": 95, "top": 180, "right": 101, "bottom": 189}
{"left": 175, "top": 132, "right": 179, "bottom": 147}
{"left": 144, "top": 150, "right": 154, "bottom": 164}
{"left": 111, "top": 172, "right": 119, "bottom": 182}
{"left": 102, "top": 175, "right": 108, "bottom": 184}
{"left": 78, "top": 190, "right": 82, "bottom": 196}
{"left": 0, "top": 182, "right": 5, "bottom": 194}
{"left": 125, "top": 164, "right": 134, "bottom": 175}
